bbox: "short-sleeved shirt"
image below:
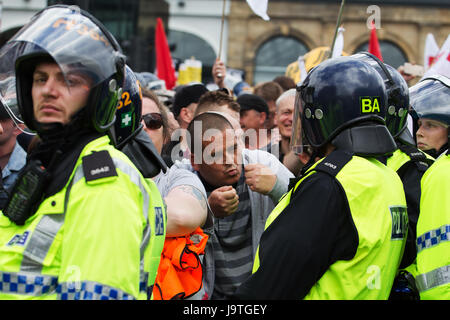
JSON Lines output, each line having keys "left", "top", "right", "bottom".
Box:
{"left": 153, "top": 165, "right": 212, "bottom": 229}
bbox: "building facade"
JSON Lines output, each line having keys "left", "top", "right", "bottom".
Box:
{"left": 228, "top": 0, "right": 450, "bottom": 85}
{"left": 0, "top": 0, "right": 449, "bottom": 86}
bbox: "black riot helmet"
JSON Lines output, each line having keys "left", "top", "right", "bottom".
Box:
{"left": 111, "top": 65, "right": 167, "bottom": 177}
{"left": 351, "top": 52, "right": 413, "bottom": 145}
{"left": 1, "top": 5, "right": 125, "bottom": 135}
{"left": 291, "top": 56, "right": 396, "bottom": 157}
{"left": 112, "top": 65, "right": 143, "bottom": 149}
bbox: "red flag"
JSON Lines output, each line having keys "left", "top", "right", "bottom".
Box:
{"left": 368, "top": 21, "right": 383, "bottom": 61}
{"left": 155, "top": 18, "right": 176, "bottom": 90}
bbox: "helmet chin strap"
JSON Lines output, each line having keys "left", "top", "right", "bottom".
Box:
{"left": 32, "top": 106, "right": 91, "bottom": 140}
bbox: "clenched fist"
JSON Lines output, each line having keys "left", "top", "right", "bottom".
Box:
{"left": 244, "top": 163, "right": 276, "bottom": 195}
{"left": 208, "top": 185, "right": 239, "bottom": 218}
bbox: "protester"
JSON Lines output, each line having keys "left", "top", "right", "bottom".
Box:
{"left": 212, "top": 58, "right": 227, "bottom": 90}
{"left": 138, "top": 87, "right": 211, "bottom": 300}
{"left": 194, "top": 89, "right": 240, "bottom": 121}
{"left": 253, "top": 81, "right": 283, "bottom": 130}
{"left": 173, "top": 83, "right": 209, "bottom": 130}
{"left": 169, "top": 83, "right": 209, "bottom": 163}
{"left": 409, "top": 75, "right": 450, "bottom": 299}
{"left": 273, "top": 88, "right": 304, "bottom": 175}
{"left": 234, "top": 57, "right": 407, "bottom": 299}
{"left": 273, "top": 75, "right": 296, "bottom": 92}
{"left": 178, "top": 111, "right": 293, "bottom": 299}
{"left": 0, "top": 79, "right": 27, "bottom": 209}
{"left": 237, "top": 93, "right": 271, "bottom": 150}
{"left": 0, "top": 6, "right": 164, "bottom": 300}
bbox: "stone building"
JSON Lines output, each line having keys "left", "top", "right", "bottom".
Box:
{"left": 228, "top": 0, "right": 450, "bottom": 85}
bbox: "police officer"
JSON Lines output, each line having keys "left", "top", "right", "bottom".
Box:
{"left": 409, "top": 75, "right": 450, "bottom": 299}
{"left": 350, "top": 54, "right": 434, "bottom": 299}
{"left": 0, "top": 6, "right": 165, "bottom": 299}
{"left": 234, "top": 57, "right": 408, "bottom": 299}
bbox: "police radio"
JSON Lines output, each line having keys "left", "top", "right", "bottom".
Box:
{"left": 3, "top": 159, "right": 50, "bottom": 225}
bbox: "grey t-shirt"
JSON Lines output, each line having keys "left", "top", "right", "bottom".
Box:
{"left": 153, "top": 165, "right": 213, "bottom": 230}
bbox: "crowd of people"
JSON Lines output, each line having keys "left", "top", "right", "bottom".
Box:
{"left": 0, "top": 5, "right": 448, "bottom": 301}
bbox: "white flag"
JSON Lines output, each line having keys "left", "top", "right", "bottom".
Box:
{"left": 298, "top": 55, "right": 307, "bottom": 84}
{"left": 246, "top": 0, "right": 270, "bottom": 21}
{"left": 424, "top": 33, "right": 440, "bottom": 71}
{"left": 332, "top": 27, "right": 345, "bottom": 58}
{"left": 423, "top": 34, "right": 450, "bottom": 79}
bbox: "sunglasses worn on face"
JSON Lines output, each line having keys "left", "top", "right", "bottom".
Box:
{"left": 141, "top": 113, "right": 163, "bottom": 129}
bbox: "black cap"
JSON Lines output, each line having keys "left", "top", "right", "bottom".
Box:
{"left": 237, "top": 93, "right": 269, "bottom": 114}
{"left": 172, "top": 83, "right": 208, "bottom": 117}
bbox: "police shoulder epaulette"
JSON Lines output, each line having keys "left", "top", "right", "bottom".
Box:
{"left": 82, "top": 150, "right": 118, "bottom": 183}
{"left": 313, "top": 150, "right": 354, "bottom": 178}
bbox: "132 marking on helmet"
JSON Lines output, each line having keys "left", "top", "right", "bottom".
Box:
{"left": 117, "top": 91, "right": 132, "bottom": 110}
{"left": 360, "top": 96, "right": 381, "bottom": 114}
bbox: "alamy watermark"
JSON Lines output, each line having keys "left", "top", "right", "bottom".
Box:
{"left": 169, "top": 121, "right": 280, "bottom": 165}
{"left": 366, "top": 5, "right": 381, "bottom": 29}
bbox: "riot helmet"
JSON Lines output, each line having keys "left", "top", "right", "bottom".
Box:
{"left": 410, "top": 75, "right": 450, "bottom": 153}
{"left": 111, "top": 65, "right": 167, "bottom": 177}
{"left": 410, "top": 75, "right": 450, "bottom": 128}
{"left": 291, "top": 56, "right": 396, "bottom": 157}
{"left": 351, "top": 52, "right": 412, "bottom": 145}
{"left": 0, "top": 5, "right": 125, "bottom": 135}
{"left": 112, "top": 65, "right": 143, "bottom": 149}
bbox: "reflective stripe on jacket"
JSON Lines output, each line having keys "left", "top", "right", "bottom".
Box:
{"left": 0, "top": 135, "right": 166, "bottom": 300}
{"left": 416, "top": 153, "right": 450, "bottom": 299}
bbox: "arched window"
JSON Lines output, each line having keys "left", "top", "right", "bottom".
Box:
{"left": 254, "top": 36, "right": 309, "bottom": 85}
{"left": 354, "top": 40, "right": 407, "bottom": 68}
{"left": 168, "top": 30, "right": 216, "bottom": 83}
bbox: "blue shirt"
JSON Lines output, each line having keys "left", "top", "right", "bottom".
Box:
{"left": 2, "top": 141, "right": 27, "bottom": 190}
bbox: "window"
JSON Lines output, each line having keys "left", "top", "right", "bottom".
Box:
{"left": 254, "top": 36, "right": 309, "bottom": 85}
{"left": 168, "top": 30, "right": 216, "bottom": 84}
{"left": 354, "top": 40, "right": 407, "bottom": 68}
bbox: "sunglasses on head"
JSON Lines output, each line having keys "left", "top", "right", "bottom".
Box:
{"left": 141, "top": 112, "right": 163, "bottom": 129}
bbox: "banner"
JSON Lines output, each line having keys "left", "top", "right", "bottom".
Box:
{"left": 423, "top": 35, "right": 450, "bottom": 79}
{"left": 424, "top": 33, "right": 440, "bottom": 71}
{"left": 155, "top": 18, "right": 177, "bottom": 90}
{"left": 368, "top": 21, "right": 383, "bottom": 61}
{"left": 246, "top": 0, "right": 270, "bottom": 21}
{"left": 331, "top": 27, "right": 345, "bottom": 59}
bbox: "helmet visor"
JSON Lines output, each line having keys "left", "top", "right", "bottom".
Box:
{"left": 290, "top": 89, "right": 307, "bottom": 154}
{"left": 10, "top": 6, "right": 121, "bottom": 89}
{"left": 410, "top": 76, "right": 450, "bottom": 126}
{"left": 0, "top": 47, "right": 23, "bottom": 125}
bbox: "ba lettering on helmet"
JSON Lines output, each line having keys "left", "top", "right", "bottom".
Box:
{"left": 360, "top": 96, "right": 381, "bottom": 114}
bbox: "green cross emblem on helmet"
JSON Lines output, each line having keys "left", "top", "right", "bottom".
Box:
{"left": 121, "top": 111, "right": 133, "bottom": 128}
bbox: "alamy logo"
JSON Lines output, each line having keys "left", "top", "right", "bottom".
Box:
{"left": 90, "top": 166, "right": 110, "bottom": 176}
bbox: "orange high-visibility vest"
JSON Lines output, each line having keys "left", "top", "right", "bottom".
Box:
{"left": 153, "top": 228, "right": 208, "bottom": 300}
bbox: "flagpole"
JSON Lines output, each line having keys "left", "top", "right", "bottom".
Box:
{"left": 218, "top": 0, "right": 227, "bottom": 61}
{"left": 328, "top": 0, "right": 346, "bottom": 59}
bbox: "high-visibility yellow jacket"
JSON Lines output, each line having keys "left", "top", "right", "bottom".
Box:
{"left": 0, "top": 135, "right": 166, "bottom": 300}
{"left": 415, "top": 152, "right": 450, "bottom": 299}
{"left": 253, "top": 151, "right": 407, "bottom": 299}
